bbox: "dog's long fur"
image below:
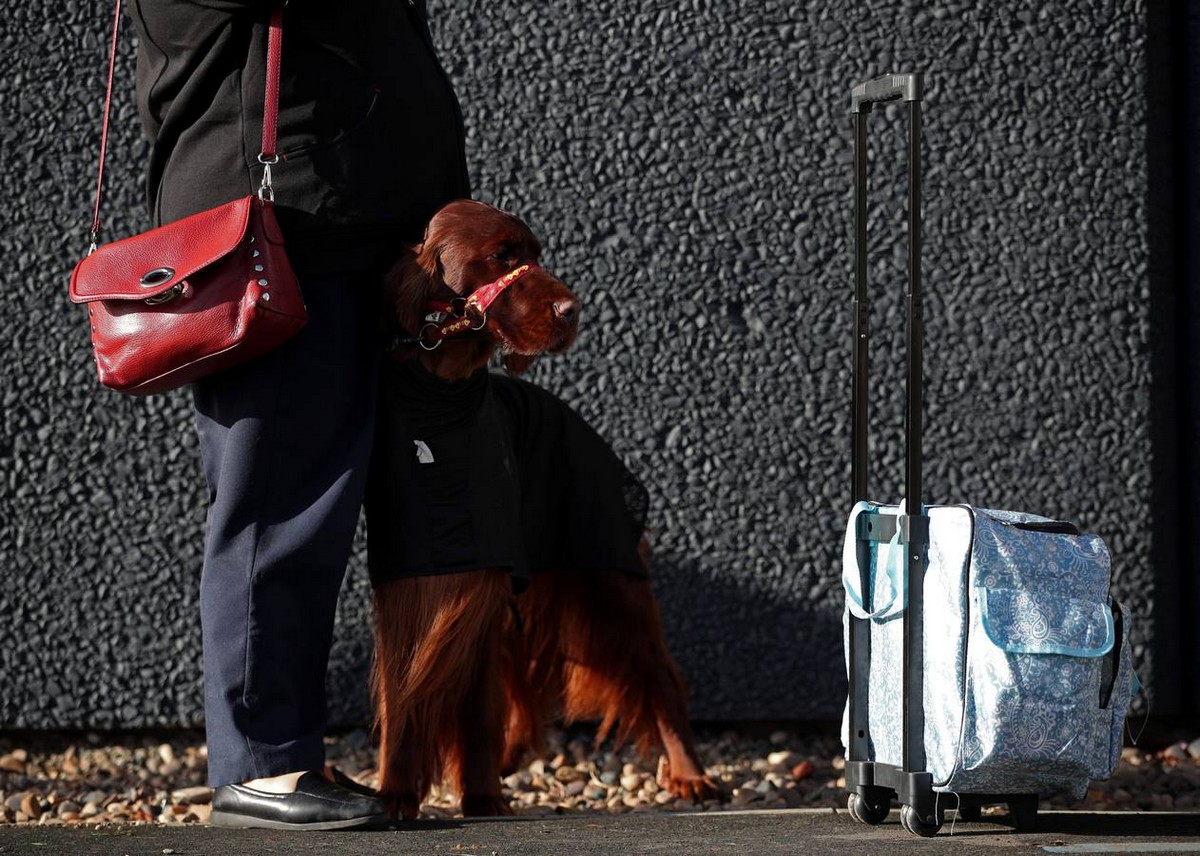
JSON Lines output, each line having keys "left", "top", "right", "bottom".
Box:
{"left": 371, "top": 200, "right": 718, "bottom": 818}
{"left": 497, "top": 549, "right": 717, "bottom": 804}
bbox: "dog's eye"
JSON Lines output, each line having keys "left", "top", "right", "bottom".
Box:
{"left": 489, "top": 247, "right": 514, "bottom": 264}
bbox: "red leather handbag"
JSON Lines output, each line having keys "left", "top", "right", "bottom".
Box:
{"left": 68, "top": 0, "right": 306, "bottom": 396}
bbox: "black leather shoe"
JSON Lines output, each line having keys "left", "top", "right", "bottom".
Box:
{"left": 211, "top": 771, "right": 390, "bottom": 830}
{"left": 328, "top": 766, "right": 379, "bottom": 798}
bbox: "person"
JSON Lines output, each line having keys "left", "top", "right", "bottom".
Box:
{"left": 127, "top": 0, "right": 470, "bottom": 830}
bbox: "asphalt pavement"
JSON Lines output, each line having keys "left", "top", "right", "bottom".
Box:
{"left": 1, "top": 809, "right": 1199, "bottom": 856}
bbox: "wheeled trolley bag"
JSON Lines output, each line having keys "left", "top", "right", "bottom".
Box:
{"left": 841, "top": 73, "right": 1135, "bottom": 837}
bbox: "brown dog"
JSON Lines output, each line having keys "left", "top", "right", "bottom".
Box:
{"left": 367, "top": 200, "right": 718, "bottom": 819}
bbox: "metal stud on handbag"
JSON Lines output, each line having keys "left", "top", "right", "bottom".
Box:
{"left": 68, "top": 0, "right": 306, "bottom": 396}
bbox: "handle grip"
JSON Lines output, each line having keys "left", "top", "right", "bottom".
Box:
{"left": 851, "top": 73, "right": 923, "bottom": 113}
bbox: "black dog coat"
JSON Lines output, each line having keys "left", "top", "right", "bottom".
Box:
{"left": 366, "top": 359, "right": 648, "bottom": 589}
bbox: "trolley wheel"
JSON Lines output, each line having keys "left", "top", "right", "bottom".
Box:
{"left": 847, "top": 792, "right": 889, "bottom": 825}
{"left": 900, "top": 804, "right": 942, "bottom": 837}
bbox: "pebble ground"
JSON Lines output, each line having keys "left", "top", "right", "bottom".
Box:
{"left": 2, "top": 726, "right": 1197, "bottom": 827}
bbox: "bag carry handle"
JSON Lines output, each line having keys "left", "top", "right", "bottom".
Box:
{"left": 88, "top": 0, "right": 285, "bottom": 251}
{"left": 843, "top": 502, "right": 907, "bottom": 621}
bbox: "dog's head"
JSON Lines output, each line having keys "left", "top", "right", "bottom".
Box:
{"left": 384, "top": 200, "right": 580, "bottom": 379}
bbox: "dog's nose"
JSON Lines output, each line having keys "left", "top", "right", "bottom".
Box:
{"left": 553, "top": 298, "right": 580, "bottom": 327}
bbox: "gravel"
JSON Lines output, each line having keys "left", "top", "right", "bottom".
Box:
{"left": 1, "top": 726, "right": 1197, "bottom": 827}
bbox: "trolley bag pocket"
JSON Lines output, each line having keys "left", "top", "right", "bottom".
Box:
{"left": 841, "top": 504, "right": 1134, "bottom": 798}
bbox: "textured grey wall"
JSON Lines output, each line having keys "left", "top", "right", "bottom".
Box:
{"left": 2, "top": 0, "right": 1169, "bottom": 729}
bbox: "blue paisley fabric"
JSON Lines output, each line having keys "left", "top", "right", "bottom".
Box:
{"left": 841, "top": 505, "right": 1133, "bottom": 799}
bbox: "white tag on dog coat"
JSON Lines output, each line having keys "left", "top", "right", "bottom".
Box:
{"left": 414, "top": 440, "right": 435, "bottom": 464}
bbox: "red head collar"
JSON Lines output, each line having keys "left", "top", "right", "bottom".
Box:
{"left": 416, "top": 264, "right": 538, "bottom": 350}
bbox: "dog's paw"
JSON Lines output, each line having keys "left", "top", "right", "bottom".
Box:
{"left": 674, "top": 773, "right": 724, "bottom": 804}
{"left": 384, "top": 793, "right": 422, "bottom": 821}
{"left": 461, "top": 793, "right": 515, "bottom": 817}
{"left": 657, "top": 755, "right": 724, "bottom": 804}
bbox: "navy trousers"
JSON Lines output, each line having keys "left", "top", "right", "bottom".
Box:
{"left": 192, "top": 272, "right": 378, "bottom": 787}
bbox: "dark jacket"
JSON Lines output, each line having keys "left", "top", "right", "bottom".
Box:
{"left": 129, "top": 0, "right": 470, "bottom": 274}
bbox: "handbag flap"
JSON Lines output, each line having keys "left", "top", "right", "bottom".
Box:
{"left": 980, "top": 587, "right": 1114, "bottom": 658}
{"left": 69, "top": 197, "right": 252, "bottom": 303}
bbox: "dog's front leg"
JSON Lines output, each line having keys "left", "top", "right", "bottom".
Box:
{"left": 377, "top": 721, "right": 424, "bottom": 820}
{"left": 456, "top": 598, "right": 514, "bottom": 817}
{"left": 372, "top": 579, "right": 430, "bottom": 821}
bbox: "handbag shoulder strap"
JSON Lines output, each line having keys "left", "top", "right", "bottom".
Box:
{"left": 88, "top": 0, "right": 285, "bottom": 251}
{"left": 256, "top": 2, "right": 284, "bottom": 201}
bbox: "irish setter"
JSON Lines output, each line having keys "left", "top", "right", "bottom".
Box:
{"left": 367, "top": 200, "right": 719, "bottom": 819}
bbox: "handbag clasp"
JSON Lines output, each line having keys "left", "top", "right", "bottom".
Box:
{"left": 144, "top": 282, "right": 187, "bottom": 306}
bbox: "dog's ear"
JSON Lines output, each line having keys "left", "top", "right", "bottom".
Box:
{"left": 502, "top": 352, "right": 538, "bottom": 375}
{"left": 383, "top": 245, "right": 436, "bottom": 336}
